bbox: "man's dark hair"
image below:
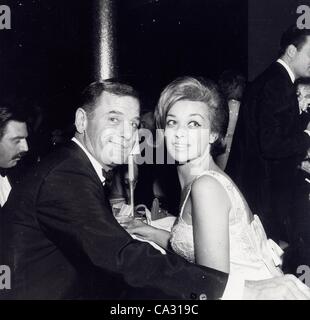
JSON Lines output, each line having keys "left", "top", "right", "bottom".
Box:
{"left": 78, "top": 79, "right": 140, "bottom": 116}
{"left": 279, "top": 25, "right": 310, "bottom": 57}
{"left": 0, "top": 104, "right": 28, "bottom": 140}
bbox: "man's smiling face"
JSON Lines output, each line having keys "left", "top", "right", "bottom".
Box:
{"left": 82, "top": 91, "right": 140, "bottom": 167}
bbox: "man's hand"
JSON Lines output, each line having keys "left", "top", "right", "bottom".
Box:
{"left": 243, "top": 275, "right": 310, "bottom": 300}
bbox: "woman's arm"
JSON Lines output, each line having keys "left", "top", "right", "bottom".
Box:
{"left": 191, "top": 175, "right": 231, "bottom": 273}
{"left": 125, "top": 219, "right": 171, "bottom": 249}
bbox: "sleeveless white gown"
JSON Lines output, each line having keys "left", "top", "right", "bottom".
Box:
{"left": 170, "top": 170, "right": 284, "bottom": 281}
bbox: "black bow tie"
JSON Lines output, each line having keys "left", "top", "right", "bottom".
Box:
{"left": 102, "top": 169, "right": 114, "bottom": 186}
{"left": 0, "top": 168, "right": 7, "bottom": 177}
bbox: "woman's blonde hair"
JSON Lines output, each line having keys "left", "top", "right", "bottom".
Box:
{"left": 155, "top": 76, "right": 228, "bottom": 157}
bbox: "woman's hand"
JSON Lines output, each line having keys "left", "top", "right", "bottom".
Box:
{"left": 124, "top": 219, "right": 159, "bottom": 242}
{"left": 124, "top": 219, "right": 171, "bottom": 249}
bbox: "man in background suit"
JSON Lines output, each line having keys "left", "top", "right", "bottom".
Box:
{"left": 227, "top": 26, "right": 310, "bottom": 244}
{"left": 0, "top": 104, "right": 29, "bottom": 211}
{"left": 1, "top": 80, "right": 309, "bottom": 300}
{"left": 283, "top": 78, "right": 310, "bottom": 275}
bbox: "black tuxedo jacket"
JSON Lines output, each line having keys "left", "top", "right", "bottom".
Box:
{"left": 226, "top": 62, "right": 310, "bottom": 241}
{"left": 282, "top": 165, "right": 310, "bottom": 275}
{"left": 282, "top": 111, "right": 310, "bottom": 274}
{"left": 0, "top": 142, "right": 227, "bottom": 300}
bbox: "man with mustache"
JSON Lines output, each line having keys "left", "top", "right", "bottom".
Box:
{"left": 1, "top": 80, "right": 310, "bottom": 300}
{"left": 0, "top": 104, "right": 28, "bottom": 210}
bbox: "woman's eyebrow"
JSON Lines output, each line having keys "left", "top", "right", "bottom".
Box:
{"left": 189, "top": 113, "right": 205, "bottom": 119}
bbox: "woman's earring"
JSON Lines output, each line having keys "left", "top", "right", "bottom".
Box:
{"left": 209, "top": 133, "right": 217, "bottom": 144}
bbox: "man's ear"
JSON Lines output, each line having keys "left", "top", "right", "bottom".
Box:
{"left": 75, "top": 108, "right": 88, "bottom": 134}
{"left": 286, "top": 44, "right": 297, "bottom": 59}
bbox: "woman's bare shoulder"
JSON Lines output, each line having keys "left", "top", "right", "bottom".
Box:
{"left": 191, "top": 173, "right": 230, "bottom": 205}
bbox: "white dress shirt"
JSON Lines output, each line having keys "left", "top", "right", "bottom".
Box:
{"left": 277, "top": 59, "right": 310, "bottom": 135}
{"left": 277, "top": 58, "right": 295, "bottom": 83}
{"left": 71, "top": 137, "right": 106, "bottom": 184}
{"left": 0, "top": 175, "right": 12, "bottom": 207}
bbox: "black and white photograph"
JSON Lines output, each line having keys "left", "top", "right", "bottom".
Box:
{"left": 1, "top": 0, "right": 310, "bottom": 305}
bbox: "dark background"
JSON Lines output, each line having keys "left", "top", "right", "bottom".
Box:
{"left": 1, "top": 0, "right": 247, "bottom": 128}
{"left": 1, "top": 0, "right": 94, "bottom": 130}
{"left": 0, "top": 0, "right": 308, "bottom": 128}
{"left": 118, "top": 0, "right": 247, "bottom": 107}
{"left": 248, "top": 0, "right": 308, "bottom": 81}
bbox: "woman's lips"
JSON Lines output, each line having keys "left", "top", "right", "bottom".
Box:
{"left": 173, "top": 143, "right": 189, "bottom": 149}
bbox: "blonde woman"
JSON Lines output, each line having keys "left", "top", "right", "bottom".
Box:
{"left": 127, "top": 76, "right": 284, "bottom": 282}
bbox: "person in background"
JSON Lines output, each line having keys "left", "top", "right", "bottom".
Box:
{"left": 0, "top": 103, "right": 29, "bottom": 264}
{"left": 216, "top": 70, "right": 246, "bottom": 170}
{"left": 135, "top": 108, "right": 180, "bottom": 216}
{"left": 226, "top": 25, "right": 310, "bottom": 244}
{"left": 296, "top": 77, "right": 310, "bottom": 115}
{"left": 0, "top": 103, "right": 29, "bottom": 210}
{"left": 283, "top": 77, "right": 310, "bottom": 276}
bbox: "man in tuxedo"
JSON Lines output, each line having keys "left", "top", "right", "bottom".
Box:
{"left": 226, "top": 26, "right": 310, "bottom": 244}
{"left": 1, "top": 80, "right": 309, "bottom": 300}
{"left": 0, "top": 104, "right": 29, "bottom": 210}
